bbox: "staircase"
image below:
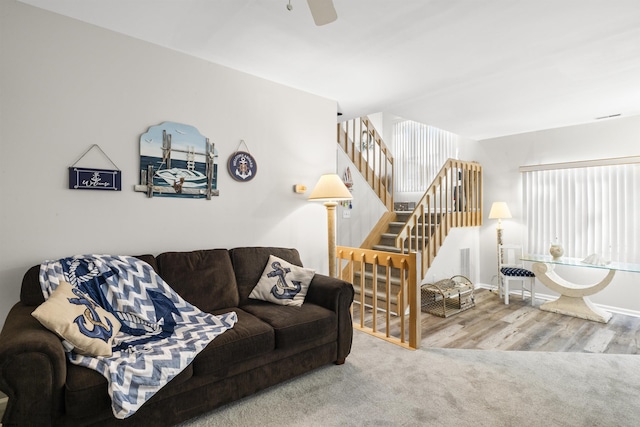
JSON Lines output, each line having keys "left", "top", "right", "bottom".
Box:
{"left": 336, "top": 117, "right": 483, "bottom": 349}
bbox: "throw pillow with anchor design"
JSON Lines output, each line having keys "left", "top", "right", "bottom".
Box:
{"left": 32, "top": 280, "right": 121, "bottom": 356}
{"left": 249, "top": 255, "right": 315, "bottom": 306}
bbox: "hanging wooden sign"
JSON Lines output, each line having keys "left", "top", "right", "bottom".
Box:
{"left": 68, "top": 145, "right": 121, "bottom": 191}
{"left": 69, "top": 167, "right": 121, "bottom": 191}
{"left": 228, "top": 140, "right": 257, "bottom": 182}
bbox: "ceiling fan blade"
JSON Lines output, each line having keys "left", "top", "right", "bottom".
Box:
{"left": 306, "top": 0, "right": 337, "bottom": 26}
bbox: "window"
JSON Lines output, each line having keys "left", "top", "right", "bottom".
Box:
{"left": 393, "top": 120, "right": 457, "bottom": 192}
{"left": 521, "top": 158, "right": 640, "bottom": 263}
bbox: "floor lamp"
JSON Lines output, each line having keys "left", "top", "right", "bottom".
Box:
{"left": 309, "top": 174, "right": 353, "bottom": 278}
{"left": 488, "top": 202, "right": 512, "bottom": 295}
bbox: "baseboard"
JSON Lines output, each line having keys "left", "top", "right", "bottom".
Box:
{"left": 475, "top": 283, "right": 640, "bottom": 318}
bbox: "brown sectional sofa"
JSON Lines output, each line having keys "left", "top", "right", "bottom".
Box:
{"left": 0, "top": 247, "right": 354, "bottom": 426}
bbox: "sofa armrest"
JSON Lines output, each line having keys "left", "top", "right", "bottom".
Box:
{"left": 305, "top": 274, "right": 354, "bottom": 363}
{"left": 0, "top": 303, "right": 67, "bottom": 426}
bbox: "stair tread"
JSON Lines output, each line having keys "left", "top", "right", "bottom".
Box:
{"left": 383, "top": 232, "right": 426, "bottom": 237}
{"left": 389, "top": 222, "right": 437, "bottom": 228}
{"left": 372, "top": 244, "right": 402, "bottom": 252}
{"left": 352, "top": 285, "right": 401, "bottom": 303}
{"left": 354, "top": 271, "right": 403, "bottom": 283}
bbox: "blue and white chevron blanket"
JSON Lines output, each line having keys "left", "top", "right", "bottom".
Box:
{"left": 38, "top": 254, "right": 237, "bottom": 419}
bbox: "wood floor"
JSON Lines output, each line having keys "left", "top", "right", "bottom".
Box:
{"left": 353, "top": 288, "right": 640, "bottom": 354}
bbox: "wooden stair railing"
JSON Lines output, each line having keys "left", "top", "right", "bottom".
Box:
{"left": 337, "top": 246, "right": 419, "bottom": 349}
{"left": 395, "top": 159, "right": 483, "bottom": 281}
{"left": 337, "top": 117, "right": 394, "bottom": 211}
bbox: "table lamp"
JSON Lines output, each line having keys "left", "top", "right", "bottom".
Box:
{"left": 309, "top": 174, "right": 353, "bottom": 277}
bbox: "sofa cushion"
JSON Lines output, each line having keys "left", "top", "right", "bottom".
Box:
{"left": 156, "top": 249, "right": 239, "bottom": 312}
{"left": 241, "top": 301, "right": 337, "bottom": 350}
{"left": 31, "top": 281, "right": 121, "bottom": 357}
{"left": 65, "top": 364, "right": 111, "bottom": 417}
{"left": 230, "top": 247, "right": 304, "bottom": 305}
{"left": 65, "top": 361, "right": 194, "bottom": 419}
{"left": 249, "top": 255, "right": 315, "bottom": 307}
{"left": 192, "top": 308, "right": 274, "bottom": 377}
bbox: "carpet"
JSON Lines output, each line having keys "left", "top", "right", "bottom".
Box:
{"left": 178, "top": 330, "right": 640, "bottom": 426}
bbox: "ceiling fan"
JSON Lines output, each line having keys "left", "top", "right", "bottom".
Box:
{"left": 287, "top": 0, "right": 338, "bottom": 26}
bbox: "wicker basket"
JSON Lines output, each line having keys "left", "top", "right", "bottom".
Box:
{"left": 421, "top": 275, "right": 475, "bottom": 318}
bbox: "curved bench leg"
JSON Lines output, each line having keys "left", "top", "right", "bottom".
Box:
{"left": 532, "top": 262, "right": 615, "bottom": 323}
{"left": 540, "top": 295, "right": 612, "bottom": 323}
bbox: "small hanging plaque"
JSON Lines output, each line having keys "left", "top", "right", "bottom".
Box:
{"left": 228, "top": 140, "right": 257, "bottom": 182}
{"left": 68, "top": 144, "right": 121, "bottom": 191}
{"left": 69, "top": 167, "right": 121, "bottom": 191}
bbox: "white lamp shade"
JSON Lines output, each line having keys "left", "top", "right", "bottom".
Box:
{"left": 488, "top": 202, "right": 512, "bottom": 219}
{"left": 308, "top": 174, "right": 353, "bottom": 202}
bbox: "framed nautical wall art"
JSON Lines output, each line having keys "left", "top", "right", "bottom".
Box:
{"left": 134, "top": 122, "right": 218, "bottom": 199}
{"left": 227, "top": 140, "right": 257, "bottom": 182}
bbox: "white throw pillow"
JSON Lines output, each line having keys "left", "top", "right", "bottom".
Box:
{"left": 32, "top": 281, "right": 121, "bottom": 357}
{"left": 249, "top": 255, "right": 315, "bottom": 306}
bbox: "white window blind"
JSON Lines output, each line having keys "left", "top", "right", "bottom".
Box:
{"left": 393, "top": 120, "right": 457, "bottom": 192}
{"left": 522, "top": 159, "right": 640, "bottom": 263}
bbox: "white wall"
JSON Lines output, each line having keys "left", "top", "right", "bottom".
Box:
{"left": 336, "top": 149, "right": 388, "bottom": 247}
{"left": 423, "top": 227, "right": 480, "bottom": 285}
{"left": 472, "top": 115, "right": 640, "bottom": 314}
{"left": 0, "top": 1, "right": 337, "bottom": 328}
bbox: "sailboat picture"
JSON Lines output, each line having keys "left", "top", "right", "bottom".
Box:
{"left": 134, "top": 122, "right": 218, "bottom": 199}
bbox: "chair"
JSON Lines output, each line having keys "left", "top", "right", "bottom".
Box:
{"left": 498, "top": 244, "right": 535, "bottom": 305}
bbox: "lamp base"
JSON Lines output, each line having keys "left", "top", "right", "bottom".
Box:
{"left": 496, "top": 226, "right": 504, "bottom": 297}
{"left": 324, "top": 201, "right": 338, "bottom": 277}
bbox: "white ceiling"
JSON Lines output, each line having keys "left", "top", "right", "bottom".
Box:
{"left": 18, "top": 0, "right": 640, "bottom": 140}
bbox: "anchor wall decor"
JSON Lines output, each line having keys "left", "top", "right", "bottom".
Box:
{"left": 227, "top": 140, "right": 257, "bottom": 182}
